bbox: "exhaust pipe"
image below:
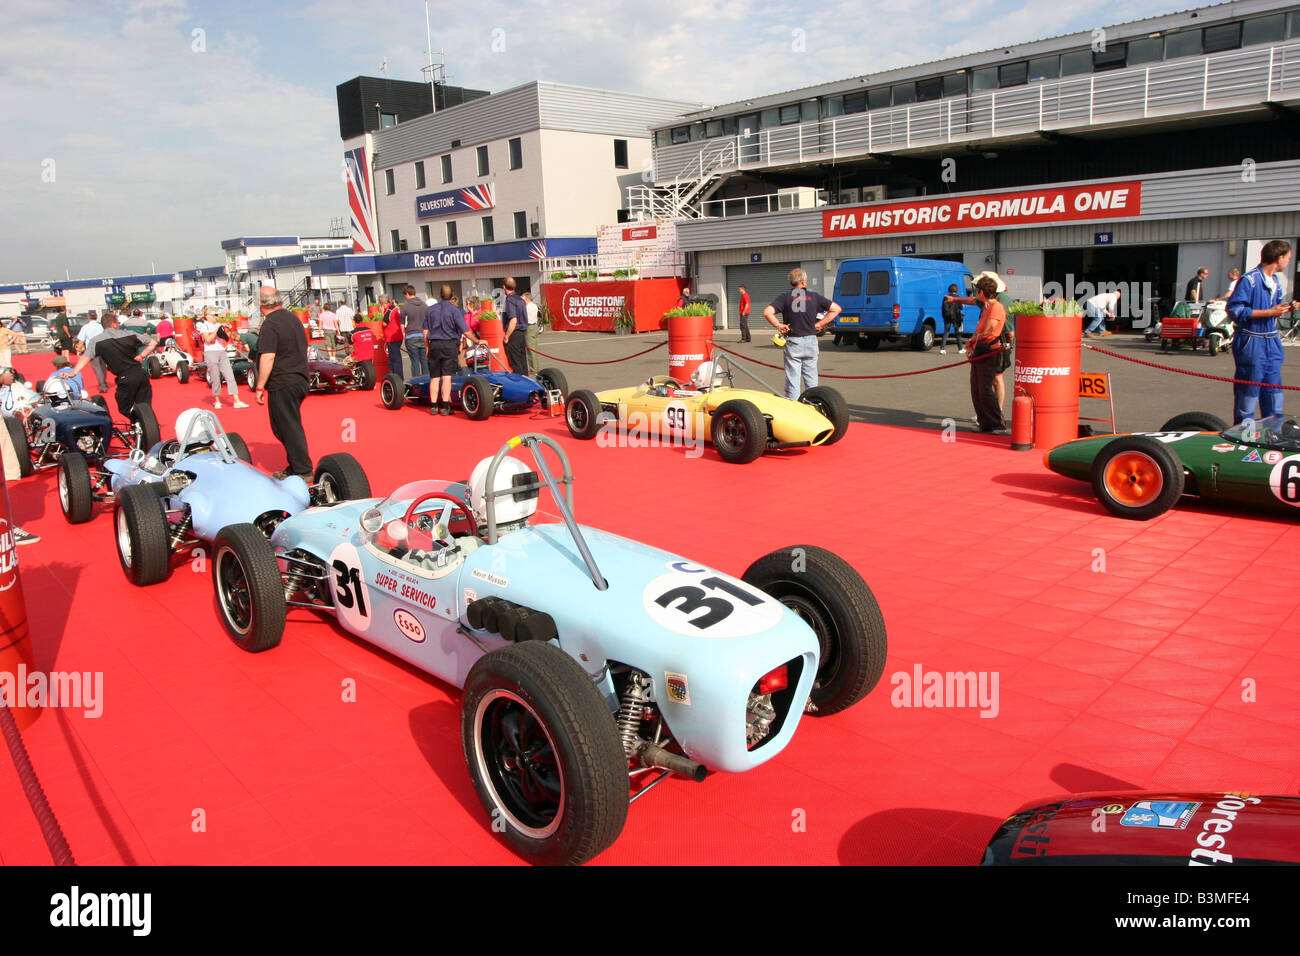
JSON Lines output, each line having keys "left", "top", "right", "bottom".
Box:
{"left": 636, "top": 742, "right": 708, "bottom": 782}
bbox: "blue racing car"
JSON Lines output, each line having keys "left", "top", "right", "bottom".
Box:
{"left": 108, "top": 408, "right": 371, "bottom": 586}
{"left": 380, "top": 346, "right": 568, "bottom": 420}
{"left": 206, "top": 433, "right": 888, "bottom": 865}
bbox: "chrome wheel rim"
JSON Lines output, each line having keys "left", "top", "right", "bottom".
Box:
{"left": 215, "top": 546, "right": 252, "bottom": 636}
{"left": 116, "top": 507, "right": 133, "bottom": 568}
{"left": 473, "top": 689, "right": 564, "bottom": 839}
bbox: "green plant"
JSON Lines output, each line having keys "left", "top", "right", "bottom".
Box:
{"left": 612, "top": 269, "right": 629, "bottom": 279}
{"left": 614, "top": 306, "right": 635, "bottom": 331}
{"left": 579, "top": 269, "right": 598, "bottom": 281}
{"left": 663, "top": 302, "right": 715, "bottom": 318}
{"left": 550, "top": 271, "right": 567, "bottom": 282}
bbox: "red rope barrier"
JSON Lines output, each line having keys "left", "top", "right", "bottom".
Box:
{"left": 710, "top": 342, "right": 1002, "bottom": 378}
{"left": 527, "top": 340, "right": 668, "bottom": 365}
{"left": 1083, "top": 344, "right": 1300, "bottom": 391}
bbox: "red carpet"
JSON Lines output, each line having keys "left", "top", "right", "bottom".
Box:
{"left": 3, "top": 351, "right": 1298, "bottom": 865}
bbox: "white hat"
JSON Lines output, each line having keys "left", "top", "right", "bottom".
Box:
{"left": 975, "top": 271, "right": 1008, "bottom": 294}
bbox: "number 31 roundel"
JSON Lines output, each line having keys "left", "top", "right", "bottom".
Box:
{"left": 642, "top": 563, "right": 782, "bottom": 638}
{"left": 1269, "top": 455, "right": 1300, "bottom": 507}
{"left": 329, "top": 542, "right": 373, "bottom": 632}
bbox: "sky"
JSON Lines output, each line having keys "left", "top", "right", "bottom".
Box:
{"left": 0, "top": 0, "right": 1176, "bottom": 282}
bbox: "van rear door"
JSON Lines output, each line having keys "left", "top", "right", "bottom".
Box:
{"left": 863, "top": 265, "right": 894, "bottom": 332}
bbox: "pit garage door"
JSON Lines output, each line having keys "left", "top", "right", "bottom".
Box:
{"left": 724, "top": 262, "right": 800, "bottom": 328}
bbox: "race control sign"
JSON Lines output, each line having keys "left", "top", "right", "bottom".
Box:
{"left": 822, "top": 181, "right": 1142, "bottom": 237}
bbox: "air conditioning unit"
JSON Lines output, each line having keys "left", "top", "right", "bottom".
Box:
{"left": 860, "top": 185, "right": 887, "bottom": 203}
{"left": 399, "top": 239, "right": 408, "bottom": 251}
{"left": 530, "top": 222, "right": 540, "bottom": 237}
{"left": 834, "top": 188, "right": 860, "bottom": 205}
{"left": 776, "top": 186, "right": 818, "bottom": 210}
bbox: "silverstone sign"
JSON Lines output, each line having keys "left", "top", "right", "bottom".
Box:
{"left": 561, "top": 288, "right": 626, "bottom": 322}
{"left": 822, "top": 181, "right": 1142, "bottom": 237}
{"left": 415, "top": 184, "right": 496, "bottom": 219}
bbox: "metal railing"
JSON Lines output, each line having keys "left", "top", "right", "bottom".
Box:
{"left": 627, "top": 138, "right": 738, "bottom": 220}
{"left": 652, "top": 39, "right": 1300, "bottom": 183}
{"left": 696, "top": 188, "right": 831, "bottom": 219}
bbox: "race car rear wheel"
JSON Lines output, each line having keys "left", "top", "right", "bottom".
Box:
{"left": 130, "top": 404, "right": 161, "bottom": 451}
{"left": 1091, "top": 436, "right": 1185, "bottom": 521}
{"left": 58, "top": 451, "right": 95, "bottom": 524}
{"left": 4, "top": 416, "right": 33, "bottom": 478}
{"left": 800, "top": 385, "right": 850, "bottom": 446}
{"left": 462, "top": 642, "right": 628, "bottom": 866}
{"left": 461, "top": 375, "right": 494, "bottom": 421}
{"left": 536, "top": 367, "right": 568, "bottom": 400}
{"left": 354, "top": 362, "right": 376, "bottom": 390}
{"left": 115, "top": 484, "right": 173, "bottom": 586}
{"left": 176, "top": 361, "right": 189, "bottom": 384}
{"left": 146, "top": 355, "right": 162, "bottom": 379}
{"left": 226, "top": 432, "right": 253, "bottom": 464}
{"left": 565, "top": 390, "right": 603, "bottom": 441}
{"left": 380, "top": 373, "right": 406, "bottom": 410}
{"left": 245, "top": 367, "right": 258, "bottom": 390}
{"left": 212, "top": 523, "right": 285, "bottom": 653}
{"left": 711, "top": 399, "right": 766, "bottom": 464}
{"left": 313, "top": 453, "right": 371, "bottom": 503}
{"left": 743, "top": 545, "right": 887, "bottom": 716}
{"left": 1158, "top": 411, "right": 1227, "bottom": 433}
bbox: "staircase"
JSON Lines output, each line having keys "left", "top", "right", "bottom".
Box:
{"left": 280, "top": 277, "right": 314, "bottom": 310}
{"left": 627, "top": 139, "right": 736, "bottom": 221}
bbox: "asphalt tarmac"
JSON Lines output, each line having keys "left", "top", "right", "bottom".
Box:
{"left": 529, "top": 328, "right": 1300, "bottom": 435}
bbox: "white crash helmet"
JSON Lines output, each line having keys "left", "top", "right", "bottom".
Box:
{"left": 690, "top": 361, "right": 716, "bottom": 390}
{"left": 468, "top": 455, "right": 539, "bottom": 527}
{"left": 42, "top": 377, "right": 73, "bottom": 404}
{"left": 174, "top": 408, "right": 217, "bottom": 448}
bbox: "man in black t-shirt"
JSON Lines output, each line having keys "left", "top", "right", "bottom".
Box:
{"left": 252, "top": 287, "right": 312, "bottom": 479}
{"left": 67, "top": 313, "right": 157, "bottom": 416}
{"left": 763, "top": 268, "right": 841, "bottom": 398}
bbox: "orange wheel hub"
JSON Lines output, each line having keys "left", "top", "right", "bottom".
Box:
{"left": 1103, "top": 452, "right": 1163, "bottom": 505}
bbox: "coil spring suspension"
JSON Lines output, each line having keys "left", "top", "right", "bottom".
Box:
{"left": 169, "top": 511, "right": 192, "bottom": 548}
{"left": 616, "top": 672, "right": 650, "bottom": 758}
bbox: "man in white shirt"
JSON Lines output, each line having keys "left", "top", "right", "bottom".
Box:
{"left": 76, "top": 310, "right": 109, "bottom": 392}
{"left": 0, "top": 367, "right": 38, "bottom": 416}
{"left": 335, "top": 299, "right": 355, "bottom": 337}
{"left": 522, "top": 292, "right": 540, "bottom": 376}
{"left": 1083, "top": 289, "right": 1122, "bottom": 337}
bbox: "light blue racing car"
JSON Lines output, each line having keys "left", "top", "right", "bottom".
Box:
{"left": 109, "top": 408, "right": 370, "bottom": 586}
{"left": 207, "top": 433, "right": 887, "bottom": 865}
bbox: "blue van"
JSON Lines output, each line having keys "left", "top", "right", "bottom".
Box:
{"left": 829, "top": 257, "right": 978, "bottom": 351}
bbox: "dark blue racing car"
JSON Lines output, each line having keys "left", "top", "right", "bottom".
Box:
{"left": 380, "top": 346, "right": 568, "bottom": 420}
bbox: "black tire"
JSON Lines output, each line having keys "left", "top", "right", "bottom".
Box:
{"left": 380, "top": 373, "right": 406, "bottom": 410}
{"left": 313, "top": 452, "right": 371, "bottom": 503}
{"left": 5, "top": 416, "right": 33, "bottom": 478}
{"left": 535, "top": 367, "right": 568, "bottom": 399}
{"left": 58, "top": 451, "right": 95, "bottom": 524}
{"left": 226, "top": 432, "right": 253, "bottom": 464}
{"left": 1208, "top": 332, "right": 1222, "bottom": 357}
{"left": 130, "top": 404, "right": 161, "bottom": 451}
{"left": 115, "top": 483, "right": 174, "bottom": 586}
{"left": 711, "top": 399, "right": 766, "bottom": 464}
{"left": 146, "top": 355, "right": 162, "bottom": 379}
{"left": 461, "top": 375, "right": 495, "bottom": 421}
{"left": 176, "top": 361, "right": 189, "bottom": 384}
{"left": 912, "top": 323, "right": 936, "bottom": 351}
{"left": 743, "top": 545, "right": 887, "bottom": 716}
{"left": 354, "top": 362, "right": 376, "bottom": 390}
{"left": 800, "top": 385, "right": 850, "bottom": 446}
{"left": 212, "top": 523, "right": 285, "bottom": 653}
{"left": 565, "top": 389, "right": 603, "bottom": 441}
{"left": 856, "top": 336, "right": 879, "bottom": 351}
{"left": 1090, "top": 436, "right": 1185, "bottom": 521}
{"left": 89, "top": 394, "right": 108, "bottom": 412}
{"left": 461, "top": 642, "right": 628, "bottom": 866}
{"left": 1159, "top": 412, "right": 1228, "bottom": 434}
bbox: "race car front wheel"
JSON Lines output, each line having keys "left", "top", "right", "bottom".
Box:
{"left": 313, "top": 453, "right": 371, "bottom": 503}
{"left": 800, "top": 385, "right": 850, "bottom": 446}
{"left": 146, "top": 355, "right": 162, "bottom": 379}
{"left": 565, "top": 390, "right": 604, "bottom": 441}
{"left": 536, "top": 367, "right": 569, "bottom": 401}
{"left": 1090, "top": 436, "right": 1185, "bottom": 520}
{"left": 176, "top": 361, "right": 190, "bottom": 384}
{"left": 212, "top": 523, "right": 285, "bottom": 653}
{"left": 115, "top": 484, "right": 174, "bottom": 586}
{"left": 4, "top": 416, "right": 33, "bottom": 478}
{"left": 380, "top": 373, "right": 406, "bottom": 410}
{"left": 130, "top": 404, "right": 161, "bottom": 451}
{"left": 711, "top": 399, "right": 766, "bottom": 464}
{"left": 1159, "top": 411, "right": 1227, "bottom": 434}
{"left": 743, "top": 546, "right": 887, "bottom": 716}
{"left": 462, "top": 643, "right": 628, "bottom": 866}
{"left": 460, "top": 375, "right": 495, "bottom": 421}
{"left": 58, "top": 451, "right": 95, "bottom": 524}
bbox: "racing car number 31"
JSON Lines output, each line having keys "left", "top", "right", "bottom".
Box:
{"left": 329, "top": 542, "right": 373, "bottom": 632}
{"left": 643, "top": 563, "right": 782, "bottom": 638}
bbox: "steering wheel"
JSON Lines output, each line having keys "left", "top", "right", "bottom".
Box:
{"left": 402, "top": 491, "right": 478, "bottom": 545}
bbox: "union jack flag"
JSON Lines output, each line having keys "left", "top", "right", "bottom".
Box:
{"left": 457, "top": 183, "right": 495, "bottom": 211}
{"left": 528, "top": 240, "right": 547, "bottom": 260}
{"left": 345, "top": 146, "right": 377, "bottom": 253}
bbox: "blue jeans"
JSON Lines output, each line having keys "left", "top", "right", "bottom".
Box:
{"left": 405, "top": 335, "right": 427, "bottom": 377}
{"left": 1083, "top": 305, "right": 1107, "bottom": 334}
{"left": 387, "top": 341, "right": 404, "bottom": 379}
{"left": 783, "top": 335, "right": 818, "bottom": 398}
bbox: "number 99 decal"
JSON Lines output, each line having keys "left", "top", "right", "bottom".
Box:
{"left": 642, "top": 567, "right": 782, "bottom": 638}
{"left": 1269, "top": 455, "right": 1300, "bottom": 507}
{"left": 662, "top": 401, "right": 689, "bottom": 433}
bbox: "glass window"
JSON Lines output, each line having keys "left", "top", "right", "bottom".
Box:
{"left": 1028, "top": 55, "right": 1059, "bottom": 81}
{"left": 447, "top": 222, "right": 458, "bottom": 247}
{"left": 671, "top": 126, "right": 689, "bottom": 144}
{"left": 1164, "top": 30, "right": 1202, "bottom": 58}
{"left": 916, "top": 77, "right": 943, "bottom": 102}
{"left": 614, "top": 139, "right": 628, "bottom": 168}
{"left": 426, "top": 282, "right": 435, "bottom": 298}
{"left": 998, "top": 62, "right": 1028, "bottom": 87}
{"left": 942, "top": 72, "right": 967, "bottom": 97}
{"left": 721, "top": 116, "right": 737, "bottom": 134}
{"left": 441, "top": 154, "right": 452, "bottom": 183}
{"left": 380, "top": 112, "right": 397, "bottom": 128}
{"left": 482, "top": 216, "right": 494, "bottom": 243}
{"left": 384, "top": 168, "right": 395, "bottom": 195}
{"left": 824, "top": 96, "right": 844, "bottom": 117}
{"left": 509, "top": 137, "right": 522, "bottom": 169}
{"left": 1060, "top": 49, "right": 1093, "bottom": 75}
{"left": 476, "top": 145, "right": 489, "bottom": 176}
{"left": 838, "top": 272, "right": 862, "bottom": 296}
{"left": 1243, "top": 14, "right": 1285, "bottom": 46}
{"left": 800, "top": 100, "right": 818, "bottom": 122}
{"left": 689, "top": 123, "right": 706, "bottom": 141}
{"left": 513, "top": 211, "right": 527, "bottom": 239}
{"left": 389, "top": 229, "right": 399, "bottom": 252}
{"left": 655, "top": 130, "right": 669, "bottom": 147}
{"left": 892, "top": 82, "right": 917, "bottom": 104}
{"left": 847, "top": 91, "right": 871, "bottom": 113}
{"left": 760, "top": 108, "right": 780, "bottom": 127}
{"left": 971, "top": 67, "right": 998, "bottom": 91}
{"left": 415, "top": 161, "right": 425, "bottom": 188}
{"left": 1128, "top": 36, "right": 1164, "bottom": 65}
{"left": 420, "top": 225, "right": 430, "bottom": 249}
{"left": 1203, "top": 22, "right": 1242, "bottom": 53}
{"left": 705, "top": 119, "right": 723, "bottom": 137}
{"left": 1093, "top": 42, "right": 1126, "bottom": 71}
{"left": 779, "top": 104, "right": 800, "bottom": 124}
{"left": 1290, "top": 11, "right": 1300, "bottom": 39}
{"left": 865, "top": 271, "right": 890, "bottom": 296}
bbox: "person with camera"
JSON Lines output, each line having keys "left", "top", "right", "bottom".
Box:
{"left": 966, "top": 275, "right": 1009, "bottom": 435}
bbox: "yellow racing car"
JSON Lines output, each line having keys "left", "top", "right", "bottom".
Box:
{"left": 564, "top": 354, "right": 850, "bottom": 463}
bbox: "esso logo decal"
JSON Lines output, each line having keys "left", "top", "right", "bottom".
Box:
{"left": 394, "top": 608, "right": 426, "bottom": 643}
{"left": 328, "top": 541, "right": 372, "bottom": 633}
{"left": 1268, "top": 455, "right": 1300, "bottom": 507}
{"left": 643, "top": 565, "right": 782, "bottom": 638}
{"left": 662, "top": 400, "right": 688, "bottom": 432}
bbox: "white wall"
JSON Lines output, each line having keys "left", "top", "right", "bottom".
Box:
{"left": 540, "top": 129, "right": 650, "bottom": 237}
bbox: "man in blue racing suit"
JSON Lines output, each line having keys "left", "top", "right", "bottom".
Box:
{"left": 1227, "top": 240, "right": 1299, "bottom": 424}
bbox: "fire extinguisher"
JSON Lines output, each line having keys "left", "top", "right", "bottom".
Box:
{"left": 1011, "top": 388, "right": 1034, "bottom": 451}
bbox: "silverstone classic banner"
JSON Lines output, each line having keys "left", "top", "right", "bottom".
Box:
{"left": 822, "top": 181, "right": 1142, "bottom": 237}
